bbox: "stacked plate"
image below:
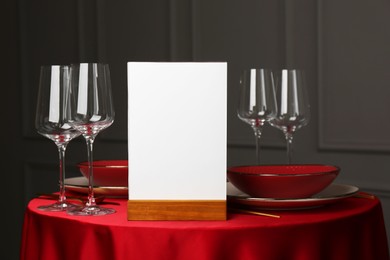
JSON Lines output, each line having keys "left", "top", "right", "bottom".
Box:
{"left": 65, "top": 160, "right": 128, "bottom": 197}
{"left": 227, "top": 164, "right": 359, "bottom": 210}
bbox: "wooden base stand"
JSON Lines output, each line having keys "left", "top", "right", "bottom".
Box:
{"left": 127, "top": 200, "right": 226, "bottom": 220}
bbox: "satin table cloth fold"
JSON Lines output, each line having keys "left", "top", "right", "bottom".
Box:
{"left": 21, "top": 195, "right": 389, "bottom": 260}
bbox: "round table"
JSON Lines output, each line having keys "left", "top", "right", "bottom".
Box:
{"left": 20, "top": 195, "right": 389, "bottom": 260}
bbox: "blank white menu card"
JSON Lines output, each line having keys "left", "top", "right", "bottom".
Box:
{"left": 127, "top": 62, "right": 227, "bottom": 201}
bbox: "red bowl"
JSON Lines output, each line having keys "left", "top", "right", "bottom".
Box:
{"left": 77, "top": 160, "right": 128, "bottom": 187}
{"left": 227, "top": 164, "right": 339, "bottom": 199}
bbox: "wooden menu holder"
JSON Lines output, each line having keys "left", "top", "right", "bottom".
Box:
{"left": 127, "top": 62, "right": 227, "bottom": 221}
{"left": 127, "top": 200, "right": 226, "bottom": 221}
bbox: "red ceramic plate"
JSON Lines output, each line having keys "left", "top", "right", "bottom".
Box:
{"left": 77, "top": 160, "right": 128, "bottom": 187}
{"left": 227, "top": 164, "right": 339, "bottom": 199}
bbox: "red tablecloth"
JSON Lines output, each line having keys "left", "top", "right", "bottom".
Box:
{"left": 21, "top": 195, "right": 389, "bottom": 260}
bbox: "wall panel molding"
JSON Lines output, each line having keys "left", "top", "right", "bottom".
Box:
{"left": 317, "top": 0, "right": 390, "bottom": 152}
{"left": 167, "top": 0, "right": 194, "bottom": 61}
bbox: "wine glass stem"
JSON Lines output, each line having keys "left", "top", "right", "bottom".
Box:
{"left": 57, "top": 144, "right": 68, "bottom": 203}
{"left": 85, "top": 136, "right": 96, "bottom": 207}
{"left": 285, "top": 133, "right": 293, "bottom": 164}
{"left": 253, "top": 127, "right": 262, "bottom": 165}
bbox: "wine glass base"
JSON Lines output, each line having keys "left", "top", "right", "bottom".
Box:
{"left": 66, "top": 205, "right": 116, "bottom": 216}
{"left": 38, "top": 202, "right": 79, "bottom": 212}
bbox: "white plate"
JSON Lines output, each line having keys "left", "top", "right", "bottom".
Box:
{"left": 227, "top": 182, "right": 359, "bottom": 210}
{"left": 65, "top": 177, "right": 128, "bottom": 197}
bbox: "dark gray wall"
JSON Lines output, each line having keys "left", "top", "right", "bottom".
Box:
{"left": 4, "top": 0, "right": 390, "bottom": 258}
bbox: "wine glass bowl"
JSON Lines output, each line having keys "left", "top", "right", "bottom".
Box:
{"left": 66, "top": 63, "right": 116, "bottom": 216}
{"left": 269, "top": 69, "right": 310, "bottom": 163}
{"left": 35, "top": 65, "right": 81, "bottom": 211}
{"left": 237, "top": 68, "right": 277, "bottom": 164}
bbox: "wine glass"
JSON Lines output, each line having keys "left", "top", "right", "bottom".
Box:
{"left": 237, "top": 68, "right": 277, "bottom": 164}
{"left": 66, "top": 63, "right": 115, "bottom": 216}
{"left": 35, "top": 65, "right": 81, "bottom": 211}
{"left": 269, "top": 69, "right": 310, "bottom": 164}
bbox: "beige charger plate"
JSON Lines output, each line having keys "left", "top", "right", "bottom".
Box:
{"left": 227, "top": 182, "right": 359, "bottom": 210}
{"left": 65, "top": 177, "right": 128, "bottom": 197}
